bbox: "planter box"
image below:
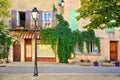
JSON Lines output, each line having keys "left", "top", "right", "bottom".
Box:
{"left": 101, "top": 62, "right": 112, "bottom": 66}
{"left": 80, "top": 62, "right": 91, "bottom": 66}
{"left": 0, "top": 59, "right": 6, "bottom": 64}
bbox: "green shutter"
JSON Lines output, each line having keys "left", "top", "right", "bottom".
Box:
{"left": 105, "top": 28, "right": 115, "bottom": 32}
{"left": 69, "top": 10, "right": 78, "bottom": 31}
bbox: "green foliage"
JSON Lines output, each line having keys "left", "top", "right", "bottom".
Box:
{"left": 73, "top": 30, "right": 84, "bottom": 53}
{"left": 73, "top": 30, "right": 100, "bottom": 53}
{"left": 77, "top": 0, "right": 120, "bottom": 30}
{"left": 41, "top": 14, "right": 74, "bottom": 63}
{"left": 0, "top": 0, "right": 11, "bottom": 59}
{"left": 0, "top": 31, "right": 12, "bottom": 59}
{"left": 52, "top": 2, "right": 57, "bottom": 11}
{"left": 94, "top": 37, "right": 100, "bottom": 52}
{"left": 40, "top": 14, "right": 100, "bottom": 63}
{"left": 0, "top": 21, "right": 8, "bottom": 32}
{"left": 0, "top": 0, "right": 11, "bottom": 18}
{"left": 40, "top": 28, "right": 58, "bottom": 50}
{"left": 56, "top": 15, "right": 74, "bottom": 63}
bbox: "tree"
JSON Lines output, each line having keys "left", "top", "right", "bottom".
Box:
{"left": 76, "top": 0, "right": 120, "bottom": 30}
{"left": 0, "top": 0, "right": 10, "bottom": 32}
{"left": 0, "top": 0, "right": 10, "bottom": 18}
{"left": 0, "top": 31, "right": 12, "bottom": 59}
{"left": 0, "top": 0, "right": 12, "bottom": 59}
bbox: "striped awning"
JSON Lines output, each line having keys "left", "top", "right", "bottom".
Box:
{"left": 20, "top": 33, "right": 40, "bottom": 39}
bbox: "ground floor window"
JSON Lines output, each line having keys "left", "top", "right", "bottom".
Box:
{"left": 74, "top": 44, "right": 83, "bottom": 54}
{"left": 89, "top": 42, "right": 99, "bottom": 54}
{"left": 37, "top": 43, "right": 55, "bottom": 57}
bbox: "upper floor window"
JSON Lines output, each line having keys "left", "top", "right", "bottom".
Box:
{"left": 42, "top": 12, "right": 52, "bottom": 28}
{"left": 11, "top": 10, "right": 30, "bottom": 29}
{"left": 11, "top": 10, "right": 56, "bottom": 29}
{"left": 16, "top": 12, "right": 25, "bottom": 27}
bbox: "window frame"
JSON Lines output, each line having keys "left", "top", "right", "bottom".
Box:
{"left": 42, "top": 11, "right": 52, "bottom": 28}
{"left": 89, "top": 42, "right": 99, "bottom": 54}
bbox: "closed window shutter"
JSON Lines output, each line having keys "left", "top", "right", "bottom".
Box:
{"left": 11, "top": 10, "right": 17, "bottom": 29}
{"left": 25, "top": 10, "right": 31, "bottom": 29}
{"left": 38, "top": 10, "right": 43, "bottom": 27}
{"left": 70, "top": 10, "right": 78, "bottom": 31}
{"left": 52, "top": 11, "right": 57, "bottom": 26}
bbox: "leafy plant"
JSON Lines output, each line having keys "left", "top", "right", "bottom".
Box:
{"left": 80, "top": 59, "right": 91, "bottom": 63}
{"left": 40, "top": 14, "right": 74, "bottom": 63}
{"left": 76, "top": 0, "right": 120, "bottom": 30}
{"left": 40, "top": 13, "right": 100, "bottom": 63}
{"left": 0, "top": 31, "right": 12, "bottom": 59}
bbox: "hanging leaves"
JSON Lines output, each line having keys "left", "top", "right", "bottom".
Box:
{"left": 40, "top": 14, "right": 100, "bottom": 63}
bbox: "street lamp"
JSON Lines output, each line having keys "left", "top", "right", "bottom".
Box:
{"left": 58, "top": 0, "right": 65, "bottom": 8}
{"left": 31, "top": 7, "right": 39, "bottom": 76}
{"left": 58, "top": 0, "right": 65, "bottom": 14}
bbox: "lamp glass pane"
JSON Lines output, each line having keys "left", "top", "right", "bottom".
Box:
{"left": 61, "top": 2, "right": 64, "bottom": 7}
{"left": 32, "top": 12, "right": 37, "bottom": 19}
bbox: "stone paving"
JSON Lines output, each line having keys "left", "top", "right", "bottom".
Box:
{"left": 0, "top": 62, "right": 120, "bottom": 80}
{"left": 0, "top": 73, "right": 120, "bottom": 80}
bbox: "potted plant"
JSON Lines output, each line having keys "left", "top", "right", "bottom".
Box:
{"left": 115, "top": 60, "right": 120, "bottom": 67}
{"left": 80, "top": 59, "right": 91, "bottom": 66}
{"left": 93, "top": 60, "right": 99, "bottom": 66}
{"left": 101, "top": 59, "right": 112, "bottom": 66}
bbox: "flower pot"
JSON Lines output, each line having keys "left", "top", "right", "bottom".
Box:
{"left": 115, "top": 62, "right": 120, "bottom": 67}
{"left": 93, "top": 62, "right": 99, "bottom": 66}
{"left": 68, "top": 59, "right": 74, "bottom": 64}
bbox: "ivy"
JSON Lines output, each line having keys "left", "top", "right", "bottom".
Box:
{"left": 40, "top": 14, "right": 100, "bottom": 63}
{"left": 40, "top": 14, "right": 74, "bottom": 63}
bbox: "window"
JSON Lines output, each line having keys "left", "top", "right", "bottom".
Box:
{"left": 12, "top": 10, "right": 30, "bottom": 29}
{"left": 74, "top": 44, "right": 83, "bottom": 54}
{"left": 19, "top": 12, "right": 25, "bottom": 27}
{"left": 16, "top": 12, "right": 26, "bottom": 27}
{"left": 42, "top": 12, "right": 52, "bottom": 28}
{"left": 90, "top": 42, "right": 98, "bottom": 54}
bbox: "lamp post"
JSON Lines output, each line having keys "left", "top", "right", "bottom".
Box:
{"left": 31, "top": 7, "right": 39, "bottom": 76}
{"left": 58, "top": 0, "right": 65, "bottom": 14}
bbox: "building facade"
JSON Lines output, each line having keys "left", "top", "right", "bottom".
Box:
{"left": 7, "top": 0, "right": 120, "bottom": 62}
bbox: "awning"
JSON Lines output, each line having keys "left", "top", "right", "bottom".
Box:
{"left": 20, "top": 33, "right": 40, "bottom": 39}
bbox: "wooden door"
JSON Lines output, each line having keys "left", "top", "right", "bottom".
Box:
{"left": 13, "top": 41, "right": 21, "bottom": 61}
{"left": 25, "top": 39, "right": 32, "bottom": 61}
{"left": 110, "top": 41, "right": 118, "bottom": 61}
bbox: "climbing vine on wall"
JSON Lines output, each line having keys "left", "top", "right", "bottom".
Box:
{"left": 40, "top": 14, "right": 100, "bottom": 63}
{"left": 40, "top": 14, "right": 74, "bottom": 63}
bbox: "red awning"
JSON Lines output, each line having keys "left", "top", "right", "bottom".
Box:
{"left": 20, "top": 33, "right": 40, "bottom": 39}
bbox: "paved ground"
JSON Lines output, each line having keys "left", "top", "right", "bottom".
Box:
{"left": 0, "top": 62, "right": 120, "bottom": 74}
{"left": 0, "top": 62, "right": 120, "bottom": 80}
{"left": 0, "top": 73, "right": 120, "bottom": 80}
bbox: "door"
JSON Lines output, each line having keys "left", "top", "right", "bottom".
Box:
{"left": 25, "top": 39, "right": 32, "bottom": 61}
{"left": 13, "top": 41, "right": 21, "bottom": 61}
{"left": 110, "top": 41, "right": 118, "bottom": 61}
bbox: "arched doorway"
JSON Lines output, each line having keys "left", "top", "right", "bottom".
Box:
{"left": 13, "top": 41, "right": 21, "bottom": 61}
